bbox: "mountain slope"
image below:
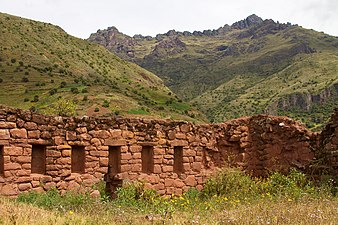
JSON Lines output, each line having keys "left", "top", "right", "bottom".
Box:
{"left": 88, "top": 15, "right": 338, "bottom": 128}
{"left": 0, "top": 13, "right": 206, "bottom": 122}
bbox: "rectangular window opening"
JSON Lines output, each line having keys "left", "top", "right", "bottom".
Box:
{"left": 173, "top": 146, "right": 183, "bottom": 174}
{"left": 31, "top": 145, "right": 46, "bottom": 174}
{"left": 0, "top": 145, "right": 4, "bottom": 176}
{"left": 71, "top": 146, "right": 85, "bottom": 174}
{"left": 142, "top": 146, "right": 153, "bottom": 173}
{"left": 108, "top": 146, "right": 121, "bottom": 174}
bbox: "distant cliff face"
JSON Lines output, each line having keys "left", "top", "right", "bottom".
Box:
{"left": 88, "top": 15, "right": 338, "bottom": 127}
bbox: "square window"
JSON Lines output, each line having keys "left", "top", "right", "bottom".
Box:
{"left": 142, "top": 146, "right": 153, "bottom": 173}
{"left": 71, "top": 146, "right": 85, "bottom": 173}
{"left": 31, "top": 145, "right": 46, "bottom": 174}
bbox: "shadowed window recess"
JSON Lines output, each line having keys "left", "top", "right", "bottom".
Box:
{"left": 173, "top": 146, "right": 183, "bottom": 174}
{"left": 71, "top": 146, "right": 85, "bottom": 173}
{"left": 31, "top": 145, "right": 46, "bottom": 174}
{"left": 142, "top": 146, "right": 154, "bottom": 173}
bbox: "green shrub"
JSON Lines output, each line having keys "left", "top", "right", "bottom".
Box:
{"left": 202, "top": 168, "right": 258, "bottom": 199}
{"left": 102, "top": 100, "right": 109, "bottom": 108}
{"left": 44, "top": 98, "right": 77, "bottom": 116}
{"left": 70, "top": 87, "right": 79, "bottom": 94}
{"left": 17, "top": 188, "right": 93, "bottom": 211}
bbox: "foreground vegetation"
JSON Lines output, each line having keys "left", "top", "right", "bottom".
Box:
{"left": 1, "top": 169, "right": 337, "bottom": 224}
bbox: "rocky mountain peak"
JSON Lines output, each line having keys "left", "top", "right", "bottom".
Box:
{"left": 231, "top": 14, "right": 264, "bottom": 29}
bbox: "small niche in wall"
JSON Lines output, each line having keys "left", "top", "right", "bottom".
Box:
{"left": 71, "top": 146, "right": 85, "bottom": 174}
{"left": 142, "top": 146, "right": 154, "bottom": 173}
{"left": 31, "top": 145, "right": 46, "bottom": 174}
{"left": 173, "top": 146, "right": 183, "bottom": 174}
{"left": 0, "top": 145, "right": 4, "bottom": 176}
{"left": 108, "top": 146, "right": 121, "bottom": 174}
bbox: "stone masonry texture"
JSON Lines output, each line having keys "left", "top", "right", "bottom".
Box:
{"left": 0, "top": 105, "right": 335, "bottom": 197}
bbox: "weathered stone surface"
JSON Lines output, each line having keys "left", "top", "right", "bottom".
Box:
{"left": 0, "top": 105, "right": 327, "bottom": 197}
{"left": 10, "top": 129, "right": 27, "bottom": 138}
{"left": 28, "top": 130, "right": 40, "bottom": 139}
{"left": 185, "top": 175, "right": 196, "bottom": 186}
{"left": 0, "top": 122, "right": 16, "bottom": 129}
{"left": 1, "top": 184, "right": 18, "bottom": 195}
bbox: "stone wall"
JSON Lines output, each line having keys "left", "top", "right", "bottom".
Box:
{"left": 315, "top": 109, "right": 338, "bottom": 176}
{"left": 0, "top": 105, "right": 316, "bottom": 197}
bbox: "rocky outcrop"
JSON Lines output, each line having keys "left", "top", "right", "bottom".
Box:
{"left": 231, "top": 14, "right": 263, "bottom": 30}
{"left": 88, "top": 26, "right": 137, "bottom": 59}
{"left": 269, "top": 83, "right": 338, "bottom": 112}
{"left": 147, "top": 37, "right": 186, "bottom": 58}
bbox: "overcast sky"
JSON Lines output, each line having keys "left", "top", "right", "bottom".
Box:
{"left": 0, "top": 0, "right": 337, "bottom": 38}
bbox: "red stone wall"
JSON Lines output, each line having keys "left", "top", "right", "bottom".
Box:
{"left": 0, "top": 106, "right": 317, "bottom": 197}
{"left": 316, "top": 109, "right": 338, "bottom": 176}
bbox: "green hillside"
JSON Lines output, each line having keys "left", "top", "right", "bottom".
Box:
{"left": 89, "top": 15, "right": 338, "bottom": 128}
{"left": 0, "top": 13, "right": 206, "bottom": 122}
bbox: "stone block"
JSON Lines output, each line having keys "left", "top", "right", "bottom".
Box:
{"left": 0, "top": 129, "right": 10, "bottom": 139}
{"left": 61, "top": 150, "right": 71, "bottom": 157}
{"left": 10, "top": 128, "right": 27, "bottom": 139}
{"left": 164, "top": 178, "right": 175, "bottom": 187}
{"left": 16, "top": 156, "right": 31, "bottom": 163}
{"left": 76, "top": 127, "right": 87, "bottom": 134}
{"left": 47, "top": 150, "right": 62, "bottom": 157}
{"left": 153, "top": 183, "right": 165, "bottom": 190}
{"left": 1, "top": 184, "right": 18, "bottom": 195}
{"left": 153, "top": 165, "right": 162, "bottom": 174}
{"left": 57, "top": 145, "right": 71, "bottom": 150}
{"left": 122, "top": 130, "right": 134, "bottom": 139}
{"left": 162, "top": 166, "right": 173, "bottom": 172}
{"left": 180, "top": 124, "right": 190, "bottom": 133}
{"left": 66, "top": 131, "right": 77, "bottom": 141}
{"left": 175, "top": 132, "right": 186, "bottom": 139}
{"left": 132, "top": 152, "right": 141, "bottom": 159}
{"left": 28, "top": 130, "right": 40, "bottom": 139}
{"left": 110, "top": 129, "right": 122, "bottom": 138}
{"left": 105, "top": 139, "right": 126, "bottom": 146}
{"left": 18, "top": 183, "right": 32, "bottom": 191}
{"left": 0, "top": 122, "right": 16, "bottom": 129}
{"left": 90, "top": 138, "right": 101, "bottom": 147}
{"left": 131, "top": 164, "right": 142, "bottom": 172}
{"left": 4, "top": 163, "right": 21, "bottom": 170}
{"left": 192, "top": 162, "right": 202, "bottom": 172}
{"left": 16, "top": 177, "right": 32, "bottom": 183}
{"left": 79, "top": 133, "right": 92, "bottom": 141}
{"left": 99, "top": 158, "right": 108, "bottom": 167}
{"left": 121, "top": 153, "right": 132, "bottom": 160}
{"left": 121, "top": 164, "right": 131, "bottom": 172}
{"left": 184, "top": 175, "right": 196, "bottom": 186}
{"left": 174, "top": 179, "right": 185, "bottom": 188}
{"left": 6, "top": 146, "right": 23, "bottom": 156}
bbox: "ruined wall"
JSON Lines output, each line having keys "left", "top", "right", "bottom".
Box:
{"left": 0, "top": 106, "right": 316, "bottom": 197}
{"left": 315, "top": 109, "right": 338, "bottom": 176}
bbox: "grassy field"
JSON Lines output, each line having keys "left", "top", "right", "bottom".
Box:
{"left": 1, "top": 169, "right": 336, "bottom": 224}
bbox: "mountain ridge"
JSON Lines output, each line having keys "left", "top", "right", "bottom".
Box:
{"left": 88, "top": 14, "right": 338, "bottom": 128}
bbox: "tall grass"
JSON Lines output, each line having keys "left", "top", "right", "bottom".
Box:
{"left": 9, "top": 168, "right": 338, "bottom": 224}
